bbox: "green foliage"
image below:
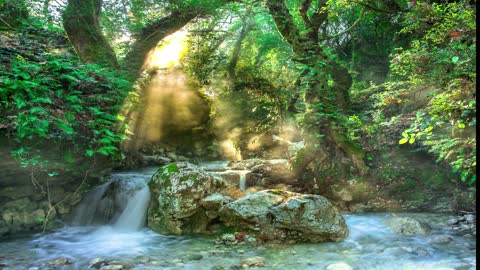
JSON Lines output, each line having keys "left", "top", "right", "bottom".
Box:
{"left": 0, "top": 41, "right": 132, "bottom": 170}
{"left": 389, "top": 1, "right": 476, "bottom": 184}
{"left": 391, "top": 2, "right": 476, "bottom": 85}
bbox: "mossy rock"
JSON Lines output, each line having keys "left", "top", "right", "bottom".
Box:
{"left": 147, "top": 162, "right": 235, "bottom": 234}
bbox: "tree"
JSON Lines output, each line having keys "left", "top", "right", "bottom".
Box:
{"left": 62, "top": 0, "right": 229, "bottom": 77}
{"left": 266, "top": 0, "right": 368, "bottom": 186}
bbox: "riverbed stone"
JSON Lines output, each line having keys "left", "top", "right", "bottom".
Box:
{"left": 107, "top": 261, "right": 133, "bottom": 269}
{"left": 240, "top": 257, "right": 265, "bottom": 267}
{"left": 429, "top": 235, "right": 454, "bottom": 244}
{"left": 89, "top": 258, "right": 108, "bottom": 269}
{"left": 385, "top": 216, "right": 432, "bottom": 235}
{"left": 147, "top": 162, "right": 234, "bottom": 234}
{"left": 325, "top": 262, "right": 353, "bottom": 270}
{"left": 219, "top": 190, "right": 348, "bottom": 243}
{"left": 100, "top": 265, "right": 123, "bottom": 270}
{"left": 47, "top": 257, "right": 72, "bottom": 266}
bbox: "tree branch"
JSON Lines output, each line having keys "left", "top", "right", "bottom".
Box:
{"left": 327, "top": 7, "right": 365, "bottom": 39}
{"left": 352, "top": 0, "right": 400, "bottom": 14}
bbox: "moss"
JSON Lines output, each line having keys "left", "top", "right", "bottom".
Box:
{"left": 162, "top": 163, "right": 179, "bottom": 174}
{"left": 179, "top": 174, "right": 200, "bottom": 184}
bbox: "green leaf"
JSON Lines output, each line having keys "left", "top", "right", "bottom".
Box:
{"left": 409, "top": 136, "right": 416, "bottom": 144}
{"left": 116, "top": 114, "right": 126, "bottom": 121}
{"left": 57, "top": 121, "right": 74, "bottom": 135}
{"left": 452, "top": 56, "right": 459, "bottom": 63}
{"left": 457, "top": 123, "right": 466, "bottom": 129}
{"left": 64, "top": 112, "right": 75, "bottom": 123}
{"left": 399, "top": 138, "right": 408, "bottom": 144}
{"left": 86, "top": 149, "right": 95, "bottom": 157}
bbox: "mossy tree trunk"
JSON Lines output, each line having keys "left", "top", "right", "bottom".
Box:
{"left": 266, "top": 0, "right": 368, "bottom": 189}
{"left": 62, "top": 0, "right": 119, "bottom": 68}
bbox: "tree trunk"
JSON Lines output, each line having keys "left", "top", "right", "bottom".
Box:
{"left": 62, "top": 0, "right": 119, "bottom": 68}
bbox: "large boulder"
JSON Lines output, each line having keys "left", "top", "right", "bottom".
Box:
{"left": 147, "top": 162, "right": 237, "bottom": 234}
{"left": 219, "top": 190, "right": 348, "bottom": 243}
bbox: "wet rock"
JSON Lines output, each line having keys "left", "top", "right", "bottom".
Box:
{"left": 135, "top": 256, "right": 152, "bottom": 264}
{"left": 107, "top": 261, "right": 133, "bottom": 269}
{"left": 63, "top": 192, "right": 82, "bottom": 206}
{"left": 219, "top": 190, "right": 348, "bottom": 243}
{"left": 0, "top": 185, "right": 37, "bottom": 199}
{"left": 89, "top": 258, "right": 108, "bottom": 269}
{"left": 325, "top": 262, "right": 353, "bottom": 270}
{"left": 228, "top": 159, "right": 263, "bottom": 170}
{"left": 1, "top": 197, "right": 37, "bottom": 211}
{"left": 201, "top": 193, "right": 232, "bottom": 211}
{"left": 385, "top": 216, "right": 431, "bottom": 235}
{"left": 240, "top": 256, "right": 265, "bottom": 267}
{"left": 219, "top": 172, "right": 240, "bottom": 185}
{"left": 149, "top": 260, "right": 167, "bottom": 266}
{"left": 100, "top": 265, "right": 123, "bottom": 270}
{"left": 47, "top": 257, "right": 72, "bottom": 266}
{"left": 184, "top": 254, "right": 203, "bottom": 261}
{"left": 220, "top": 233, "right": 237, "bottom": 244}
{"left": 447, "top": 218, "right": 459, "bottom": 225}
{"left": 167, "top": 153, "right": 178, "bottom": 161}
{"left": 48, "top": 186, "right": 66, "bottom": 203}
{"left": 1, "top": 206, "right": 46, "bottom": 232}
{"left": 413, "top": 247, "right": 430, "bottom": 256}
{"left": 56, "top": 203, "right": 70, "bottom": 215}
{"left": 464, "top": 214, "right": 475, "bottom": 223}
{"left": 429, "top": 235, "right": 454, "bottom": 244}
{"left": 147, "top": 162, "right": 233, "bottom": 234}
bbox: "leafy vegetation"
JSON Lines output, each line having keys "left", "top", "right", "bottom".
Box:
{"left": 391, "top": 1, "right": 476, "bottom": 184}
{"left": 0, "top": 24, "right": 132, "bottom": 173}
{"left": 0, "top": 0, "right": 476, "bottom": 190}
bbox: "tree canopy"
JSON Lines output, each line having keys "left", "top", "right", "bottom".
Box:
{"left": 0, "top": 0, "right": 476, "bottom": 188}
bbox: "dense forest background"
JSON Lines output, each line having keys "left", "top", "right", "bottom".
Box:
{"left": 0, "top": 0, "right": 476, "bottom": 214}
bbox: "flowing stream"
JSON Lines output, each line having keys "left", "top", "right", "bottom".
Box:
{"left": 0, "top": 166, "right": 476, "bottom": 270}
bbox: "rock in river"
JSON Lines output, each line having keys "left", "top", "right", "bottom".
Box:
{"left": 219, "top": 190, "right": 348, "bottom": 243}
{"left": 147, "top": 162, "right": 235, "bottom": 234}
{"left": 385, "top": 216, "right": 431, "bottom": 235}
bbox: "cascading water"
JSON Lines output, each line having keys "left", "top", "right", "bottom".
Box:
{"left": 239, "top": 171, "right": 247, "bottom": 191}
{"left": 70, "top": 169, "right": 153, "bottom": 230}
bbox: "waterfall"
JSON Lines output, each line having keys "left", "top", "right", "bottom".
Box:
{"left": 238, "top": 171, "right": 248, "bottom": 191}
{"left": 113, "top": 184, "right": 150, "bottom": 230}
{"left": 70, "top": 170, "right": 153, "bottom": 231}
